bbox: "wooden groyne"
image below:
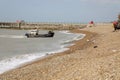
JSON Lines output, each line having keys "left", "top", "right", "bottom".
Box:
{"left": 0, "top": 22, "right": 86, "bottom": 30}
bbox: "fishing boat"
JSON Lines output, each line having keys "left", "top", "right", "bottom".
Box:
{"left": 25, "top": 30, "right": 54, "bottom": 38}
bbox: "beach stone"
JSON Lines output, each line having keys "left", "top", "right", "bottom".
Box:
{"left": 87, "top": 39, "right": 90, "bottom": 41}
{"left": 94, "top": 46, "right": 98, "bottom": 48}
{"left": 112, "top": 50, "right": 117, "bottom": 52}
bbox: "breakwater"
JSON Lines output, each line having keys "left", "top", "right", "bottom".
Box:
{"left": 0, "top": 22, "right": 86, "bottom": 30}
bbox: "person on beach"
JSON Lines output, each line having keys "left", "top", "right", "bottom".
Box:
{"left": 113, "top": 21, "right": 118, "bottom": 31}
{"left": 36, "top": 28, "right": 39, "bottom": 35}
{"left": 87, "top": 21, "right": 95, "bottom": 27}
{"left": 113, "top": 14, "right": 120, "bottom": 31}
{"left": 35, "top": 26, "right": 39, "bottom": 35}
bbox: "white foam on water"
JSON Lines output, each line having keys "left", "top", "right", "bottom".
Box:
{"left": 59, "top": 30, "right": 73, "bottom": 34}
{"left": 0, "top": 35, "right": 26, "bottom": 39}
{"left": 0, "top": 53, "right": 45, "bottom": 74}
{"left": 0, "top": 47, "right": 69, "bottom": 74}
{"left": 73, "top": 34, "right": 86, "bottom": 40}
{"left": 59, "top": 31, "right": 86, "bottom": 49}
{"left": 61, "top": 33, "right": 86, "bottom": 45}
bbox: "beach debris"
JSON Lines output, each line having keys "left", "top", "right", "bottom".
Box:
{"left": 93, "top": 46, "right": 98, "bottom": 48}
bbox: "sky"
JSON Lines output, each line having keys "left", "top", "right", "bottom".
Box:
{"left": 0, "top": 0, "right": 120, "bottom": 23}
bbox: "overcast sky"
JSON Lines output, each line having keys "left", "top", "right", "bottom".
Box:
{"left": 0, "top": 0, "right": 120, "bottom": 23}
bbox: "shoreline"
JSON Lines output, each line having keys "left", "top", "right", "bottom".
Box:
{"left": 1, "top": 23, "right": 120, "bottom": 80}
{"left": 0, "top": 29, "right": 97, "bottom": 73}
{"left": 0, "top": 29, "right": 96, "bottom": 74}
{"left": 20, "top": 29, "right": 97, "bottom": 68}
{"left": 0, "top": 29, "right": 97, "bottom": 79}
{"left": 0, "top": 29, "right": 90, "bottom": 74}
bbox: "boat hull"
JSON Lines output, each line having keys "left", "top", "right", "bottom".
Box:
{"left": 25, "top": 32, "right": 54, "bottom": 38}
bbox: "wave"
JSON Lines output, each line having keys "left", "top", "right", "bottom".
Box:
{"left": 0, "top": 53, "right": 45, "bottom": 74}
{"left": 0, "top": 47, "right": 69, "bottom": 74}
{"left": 59, "top": 30, "right": 73, "bottom": 34}
{"left": 0, "top": 35, "right": 26, "bottom": 39}
{"left": 60, "top": 30, "right": 86, "bottom": 41}
{"left": 62, "top": 34, "right": 86, "bottom": 46}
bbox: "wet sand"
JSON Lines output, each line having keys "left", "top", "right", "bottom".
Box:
{"left": 0, "top": 23, "right": 120, "bottom": 80}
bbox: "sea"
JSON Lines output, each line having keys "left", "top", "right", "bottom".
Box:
{"left": 0, "top": 29, "right": 85, "bottom": 74}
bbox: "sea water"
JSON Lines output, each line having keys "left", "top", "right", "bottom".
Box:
{"left": 0, "top": 29, "right": 85, "bottom": 74}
